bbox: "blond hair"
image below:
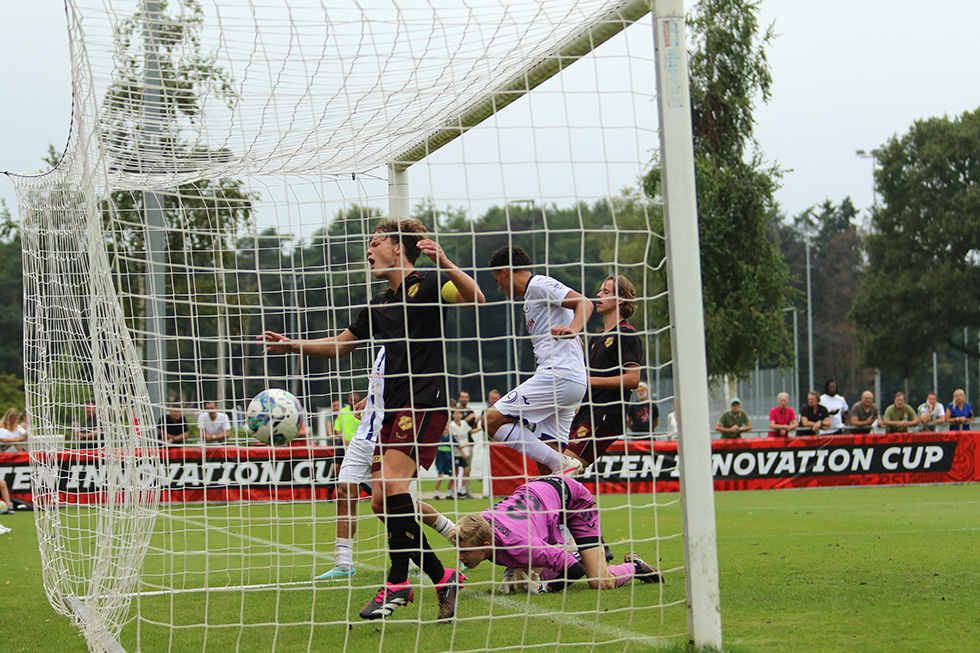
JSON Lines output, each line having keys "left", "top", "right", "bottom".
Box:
{"left": 448, "top": 513, "right": 492, "bottom": 547}
{"left": 1, "top": 407, "right": 19, "bottom": 430}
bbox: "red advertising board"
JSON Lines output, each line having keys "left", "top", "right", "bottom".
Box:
{"left": 488, "top": 431, "right": 980, "bottom": 496}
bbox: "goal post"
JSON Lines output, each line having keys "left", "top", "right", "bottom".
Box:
{"left": 5, "top": 0, "right": 723, "bottom": 650}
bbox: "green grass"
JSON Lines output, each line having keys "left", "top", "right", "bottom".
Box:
{"left": 1, "top": 484, "right": 978, "bottom": 651}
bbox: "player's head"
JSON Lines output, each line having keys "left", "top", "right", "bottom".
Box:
{"left": 369, "top": 219, "right": 427, "bottom": 276}
{"left": 449, "top": 514, "right": 494, "bottom": 569}
{"left": 488, "top": 245, "right": 531, "bottom": 299}
{"left": 596, "top": 274, "right": 636, "bottom": 319}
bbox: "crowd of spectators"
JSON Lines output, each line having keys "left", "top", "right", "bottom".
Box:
{"left": 716, "top": 380, "right": 976, "bottom": 438}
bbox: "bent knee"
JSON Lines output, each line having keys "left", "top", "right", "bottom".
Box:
{"left": 483, "top": 410, "right": 510, "bottom": 438}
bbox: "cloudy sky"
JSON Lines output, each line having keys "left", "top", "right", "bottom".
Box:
{"left": 2, "top": 0, "right": 979, "bottom": 224}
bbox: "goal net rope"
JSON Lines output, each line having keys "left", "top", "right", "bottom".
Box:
{"left": 6, "top": 0, "right": 720, "bottom": 650}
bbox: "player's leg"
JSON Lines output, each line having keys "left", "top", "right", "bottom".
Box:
{"left": 362, "top": 410, "right": 461, "bottom": 621}
{"left": 318, "top": 436, "right": 373, "bottom": 580}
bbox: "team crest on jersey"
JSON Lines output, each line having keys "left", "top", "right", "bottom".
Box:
{"left": 396, "top": 415, "right": 414, "bottom": 438}
{"left": 576, "top": 425, "right": 589, "bottom": 439}
{"left": 604, "top": 336, "right": 614, "bottom": 348}
{"left": 407, "top": 283, "right": 420, "bottom": 298}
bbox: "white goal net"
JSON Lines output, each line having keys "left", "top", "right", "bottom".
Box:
{"left": 7, "top": 0, "right": 720, "bottom": 650}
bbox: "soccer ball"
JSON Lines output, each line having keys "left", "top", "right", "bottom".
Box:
{"left": 246, "top": 388, "right": 304, "bottom": 445}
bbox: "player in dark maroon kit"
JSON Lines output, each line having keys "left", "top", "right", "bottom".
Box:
{"left": 564, "top": 274, "right": 642, "bottom": 469}
{"left": 260, "top": 218, "right": 485, "bottom": 622}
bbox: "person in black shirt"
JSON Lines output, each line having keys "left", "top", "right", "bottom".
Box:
{"left": 158, "top": 406, "right": 190, "bottom": 445}
{"left": 798, "top": 391, "right": 831, "bottom": 436}
{"left": 259, "top": 218, "right": 484, "bottom": 622}
{"left": 626, "top": 383, "right": 659, "bottom": 435}
{"left": 565, "top": 275, "right": 642, "bottom": 467}
{"left": 74, "top": 399, "right": 101, "bottom": 449}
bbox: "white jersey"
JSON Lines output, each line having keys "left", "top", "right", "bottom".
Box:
{"left": 819, "top": 393, "right": 849, "bottom": 433}
{"left": 523, "top": 275, "right": 587, "bottom": 380}
{"left": 353, "top": 347, "right": 386, "bottom": 444}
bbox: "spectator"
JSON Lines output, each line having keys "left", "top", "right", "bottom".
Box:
{"left": 446, "top": 409, "right": 472, "bottom": 498}
{"left": 768, "top": 392, "right": 798, "bottom": 438}
{"left": 0, "top": 408, "right": 26, "bottom": 451}
{"left": 798, "top": 391, "right": 831, "bottom": 436}
{"left": 73, "top": 399, "right": 101, "bottom": 449}
{"left": 819, "top": 380, "right": 849, "bottom": 434}
{"left": 453, "top": 390, "right": 479, "bottom": 496}
{"left": 917, "top": 392, "right": 946, "bottom": 431}
{"left": 158, "top": 405, "right": 190, "bottom": 445}
{"left": 715, "top": 398, "right": 752, "bottom": 439}
{"left": 946, "top": 388, "right": 974, "bottom": 431}
{"left": 334, "top": 393, "right": 361, "bottom": 441}
{"left": 849, "top": 391, "right": 879, "bottom": 435}
{"left": 881, "top": 392, "right": 919, "bottom": 433}
{"left": 626, "top": 382, "right": 659, "bottom": 435}
{"left": 433, "top": 416, "right": 461, "bottom": 500}
{"left": 0, "top": 478, "right": 12, "bottom": 534}
{"left": 197, "top": 401, "right": 231, "bottom": 444}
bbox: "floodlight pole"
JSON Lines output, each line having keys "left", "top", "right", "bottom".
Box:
{"left": 143, "top": 1, "right": 167, "bottom": 412}
{"left": 653, "top": 1, "right": 723, "bottom": 648}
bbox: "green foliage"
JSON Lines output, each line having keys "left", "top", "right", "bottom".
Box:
{"left": 643, "top": 0, "right": 794, "bottom": 379}
{"left": 773, "top": 198, "right": 870, "bottom": 394}
{"left": 852, "top": 107, "right": 980, "bottom": 378}
{"left": 0, "top": 200, "right": 24, "bottom": 378}
{"left": 0, "top": 372, "right": 25, "bottom": 409}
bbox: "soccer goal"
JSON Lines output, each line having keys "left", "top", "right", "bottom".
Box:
{"left": 7, "top": 0, "right": 720, "bottom": 650}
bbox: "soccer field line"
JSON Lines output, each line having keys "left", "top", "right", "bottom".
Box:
{"left": 141, "top": 512, "right": 678, "bottom": 648}
{"left": 721, "top": 526, "right": 980, "bottom": 540}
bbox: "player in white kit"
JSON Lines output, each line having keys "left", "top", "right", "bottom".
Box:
{"left": 317, "top": 347, "right": 456, "bottom": 580}
{"left": 481, "top": 245, "right": 593, "bottom": 475}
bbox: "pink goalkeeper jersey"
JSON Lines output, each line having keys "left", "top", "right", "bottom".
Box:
{"left": 482, "top": 478, "right": 597, "bottom": 573}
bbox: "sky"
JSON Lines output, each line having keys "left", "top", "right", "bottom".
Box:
{"left": 2, "top": 1, "right": 980, "bottom": 224}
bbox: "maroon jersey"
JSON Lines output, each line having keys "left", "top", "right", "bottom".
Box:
{"left": 571, "top": 321, "right": 642, "bottom": 434}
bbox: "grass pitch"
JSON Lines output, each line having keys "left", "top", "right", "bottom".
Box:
{"left": 1, "top": 483, "right": 977, "bottom": 652}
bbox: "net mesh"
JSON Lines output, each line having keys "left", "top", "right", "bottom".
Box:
{"left": 8, "top": 0, "right": 688, "bottom": 650}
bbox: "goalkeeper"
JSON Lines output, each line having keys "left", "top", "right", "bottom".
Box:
{"left": 450, "top": 477, "right": 662, "bottom": 591}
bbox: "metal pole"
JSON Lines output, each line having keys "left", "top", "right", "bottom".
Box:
{"left": 933, "top": 351, "right": 938, "bottom": 393}
{"left": 143, "top": 1, "right": 166, "bottom": 412}
{"left": 806, "top": 241, "right": 814, "bottom": 393}
{"left": 653, "top": 1, "right": 722, "bottom": 647}
{"left": 793, "top": 308, "right": 800, "bottom": 404}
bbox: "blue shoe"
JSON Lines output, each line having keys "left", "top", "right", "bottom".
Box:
{"left": 316, "top": 565, "right": 355, "bottom": 580}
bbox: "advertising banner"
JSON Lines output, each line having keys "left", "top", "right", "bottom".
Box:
{"left": 488, "top": 431, "right": 980, "bottom": 496}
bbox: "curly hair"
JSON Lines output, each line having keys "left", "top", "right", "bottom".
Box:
{"left": 373, "top": 218, "right": 428, "bottom": 264}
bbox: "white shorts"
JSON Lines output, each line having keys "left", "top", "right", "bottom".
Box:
{"left": 336, "top": 435, "right": 375, "bottom": 486}
{"left": 495, "top": 370, "right": 586, "bottom": 446}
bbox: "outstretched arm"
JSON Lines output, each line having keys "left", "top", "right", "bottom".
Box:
{"left": 259, "top": 329, "right": 360, "bottom": 360}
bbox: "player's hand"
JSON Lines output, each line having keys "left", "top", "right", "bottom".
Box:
{"left": 353, "top": 396, "right": 368, "bottom": 419}
{"left": 551, "top": 325, "right": 577, "bottom": 339}
{"left": 259, "top": 331, "right": 296, "bottom": 354}
{"left": 417, "top": 238, "right": 449, "bottom": 267}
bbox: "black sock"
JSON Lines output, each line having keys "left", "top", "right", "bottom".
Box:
{"left": 384, "top": 493, "right": 444, "bottom": 585}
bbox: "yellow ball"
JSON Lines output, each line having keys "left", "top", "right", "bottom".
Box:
{"left": 441, "top": 281, "right": 460, "bottom": 303}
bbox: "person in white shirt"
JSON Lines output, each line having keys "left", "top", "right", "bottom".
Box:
{"left": 197, "top": 401, "right": 231, "bottom": 444}
{"left": 0, "top": 408, "right": 26, "bottom": 452}
{"left": 917, "top": 391, "right": 946, "bottom": 431}
{"left": 818, "top": 379, "right": 850, "bottom": 434}
{"left": 481, "top": 245, "right": 593, "bottom": 476}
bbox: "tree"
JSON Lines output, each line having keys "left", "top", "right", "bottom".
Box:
{"left": 0, "top": 199, "right": 24, "bottom": 377}
{"left": 852, "top": 108, "right": 980, "bottom": 378}
{"left": 97, "top": 0, "right": 257, "bottom": 403}
{"left": 642, "top": 0, "right": 794, "bottom": 378}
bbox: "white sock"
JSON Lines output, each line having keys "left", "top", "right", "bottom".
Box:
{"left": 493, "top": 422, "right": 564, "bottom": 471}
{"left": 430, "top": 514, "right": 456, "bottom": 539}
{"left": 335, "top": 537, "right": 354, "bottom": 568}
